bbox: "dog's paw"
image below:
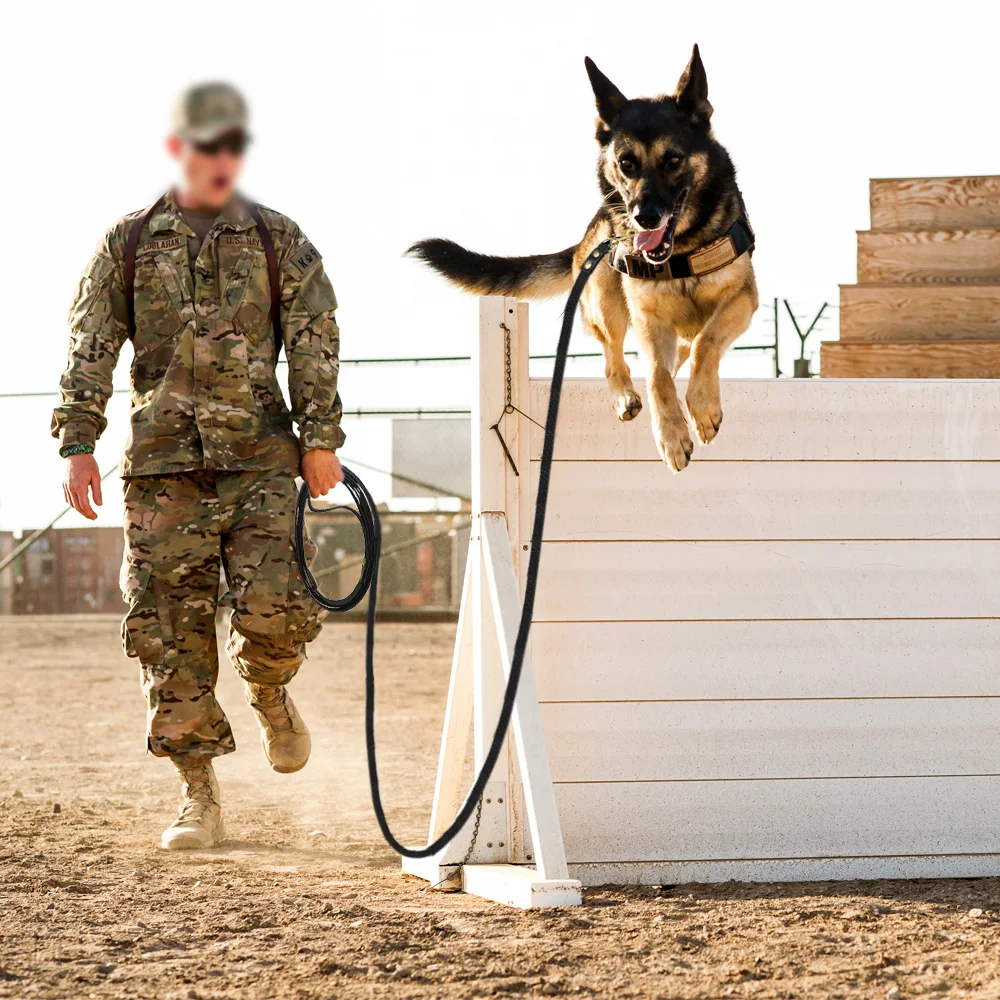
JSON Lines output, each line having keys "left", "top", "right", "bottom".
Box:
{"left": 653, "top": 421, "right": 694, "bottom": 473}
{"left": 615, "top": 390, "right": 643, "bottom": 422}
{"left": 686, "top": 387, "right": 723, "bottom": 445}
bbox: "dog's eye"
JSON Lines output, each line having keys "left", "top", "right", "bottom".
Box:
{"left": 666, "top": 154, "right": 683, "bottom": 168}
{"left": 618, "top": 156, "right": 637, "bottom": 176}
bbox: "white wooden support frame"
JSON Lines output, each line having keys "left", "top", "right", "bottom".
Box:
{"left": 401, "top": 297, "right": 581, "bottom": 908}
{"left": 407, "top": 295, "right": 1000, "bottom": 901}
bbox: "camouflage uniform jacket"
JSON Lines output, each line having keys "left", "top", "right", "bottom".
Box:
{"left": 51, "top": 192, "right": 345, "bottom": 477}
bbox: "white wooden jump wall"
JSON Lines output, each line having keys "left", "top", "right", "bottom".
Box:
{"left": 403, "top": 296, "right": 1000, "bottom": 908}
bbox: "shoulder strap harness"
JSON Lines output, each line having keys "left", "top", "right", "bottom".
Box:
{"left": 610, "top": 215, "right": 754, "bottom": 281}
{"left": 125, "top": 195, "right": 284, "bottom": 357}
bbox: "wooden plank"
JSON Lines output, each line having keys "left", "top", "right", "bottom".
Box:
{"left": 495, "top": 297, "right": 527, "bottom": 571}
{"left": 531, "top": 619, "right": 1000, "bottom": 702}
{"left": 531, "top": 460, "right": 1000, "bottom": 541}
{"left": 555, "top": 775, "right": 1000, "bottom": 863}
{"left": 532, "top": 540, "right": 1000, "bottom": 622}
{"left": 839, "top": 284, "right": 1000, "bottom": 342}
{"left": 502, "top": 297, "right": 529, "bottom": 862}
{"left": 857, "top": 229, "right": 1000, "bottom": 284}
{"left": 482, "top": 513, "right": 571, "bottom": 881}
{"left": 820, "top": 341, "right": 1000, "bottom": 379}
{"left": 529, "top": 379, "right": 1000, "bottom": 462}
{"left": 514, "top": 299, "right": 532, "bottom": 596}
{"left": 462, "top": 864, "right": 581, "bottom": 908}
{"left": 401, "top": 855, "right": 461, "bottom": 889}
{"left": 541, "top": 699, "right": 1000, "bottom": 783}
{"left": 870, "top": 176, "right": 1000, "bottom": 232}
{"left": 427, "top": 550, "right": 474, "bottom": 843}
{"left": 569, "top": 855, "right": 1000, "bottom": 886}
{"left": 474, "top": 297, "right": 508, "bottom": 514}
{"left": 470, "top": 531, "right": 512, "bottom": 867}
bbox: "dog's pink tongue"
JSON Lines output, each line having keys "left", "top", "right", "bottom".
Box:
{"left": 633, "top": 224, "right": 667, "bottom": 253}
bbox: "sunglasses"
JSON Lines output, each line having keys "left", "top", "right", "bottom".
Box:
{"left": 193, "top": 132, "right": 249, "bottom": 156}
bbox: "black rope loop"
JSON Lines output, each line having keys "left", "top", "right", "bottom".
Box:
{"left": 294, "top": 239, "right": 614, "bottom": 858}
{"left": 295, "top": 467, "right": 380, "bottom": 614}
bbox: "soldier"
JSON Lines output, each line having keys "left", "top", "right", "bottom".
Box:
{"left": 52, "top": 83, "right": 343, "bottom": 850}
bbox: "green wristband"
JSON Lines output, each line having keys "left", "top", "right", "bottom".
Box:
{"left": 60, "top": 443, "right": 95, "bottom": 458}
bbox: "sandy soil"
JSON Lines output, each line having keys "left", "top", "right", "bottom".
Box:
{"left": 3, "top": 617, "right": 1000, "bottom": 1000}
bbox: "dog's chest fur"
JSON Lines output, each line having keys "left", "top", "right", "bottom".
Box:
{"left": 621, "top": 264, "right": 743, "bottom": 342}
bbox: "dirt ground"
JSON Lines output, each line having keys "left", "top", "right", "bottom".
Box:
{"left": 3, "top": 618, "right": 1000, "bottom": 1000}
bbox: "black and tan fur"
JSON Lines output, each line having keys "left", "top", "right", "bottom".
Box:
{"left": 408, "top": 45, "right": 758, "bottom": 471}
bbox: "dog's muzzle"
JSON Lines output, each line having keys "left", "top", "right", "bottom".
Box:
{"left": 632, "top": 189, "right": 689, "bottom": 264}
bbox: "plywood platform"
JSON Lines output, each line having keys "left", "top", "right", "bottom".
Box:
{"left": 856, "top": 229, "right": 1000, "bottom": 284}
{"left": 821, "top": 340, "right": 1000, "bottom": 378}
{"left": 839, "top": 284, "right": 1000, "bottom": 341}
{"left": 823, "top": 175, "right": 1000, "bottom": 378}
{"left": 870, "top": 175, "right": 1000, "bottom": 231}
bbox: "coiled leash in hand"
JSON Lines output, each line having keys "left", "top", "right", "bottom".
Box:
{"left": 295, "top": 467, "right": 381, "bottom": 614}
{"left": 294, "top": 239, "right": 613, "bottom": 858}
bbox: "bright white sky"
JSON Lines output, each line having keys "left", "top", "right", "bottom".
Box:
{"left": 1, "top": 0, "right": 997, "bottom": 530}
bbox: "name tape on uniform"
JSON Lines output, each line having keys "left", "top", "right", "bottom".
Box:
{"left": 221, "top": 235, "right": 264, "bottom": 249}
{"left": 137, "top": 236, "right": 183, "bottom": 255}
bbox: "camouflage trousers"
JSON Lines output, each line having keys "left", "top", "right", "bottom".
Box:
{"left": 120, "top": 468, "right": 323, "bottom": 758}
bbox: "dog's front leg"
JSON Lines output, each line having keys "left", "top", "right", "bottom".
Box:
{"left": 592, "top": 322, "right": 642, "bottom": 422}
{"left": 632, "top": 321, "right": 693, "bottom": 472}
{"left": 580, "top": 278, "right": 640, "bottom": 421}
{"left": 686, "top": 292, "right": 756, "bottom": 445}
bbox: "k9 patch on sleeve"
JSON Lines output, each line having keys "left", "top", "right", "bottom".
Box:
{"left": 288, "top": 241, "right": 322, "bottom": 277}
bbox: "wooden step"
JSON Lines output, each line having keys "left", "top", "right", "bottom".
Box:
{"left": 857, "top": 229, "right": 1000, "bottom": 284}
{"left": 820, "top": 340, "right": 1000, "bottom": 378}
{"left": 871, "top": 176, "right": 1000, "bottom": 231}
{"left": 839, "top": 284, "right": 1000, "bottom": 341}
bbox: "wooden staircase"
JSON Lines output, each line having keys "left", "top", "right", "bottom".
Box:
{"left": 820, "top": 176, "right": 1000, "bottom": 377}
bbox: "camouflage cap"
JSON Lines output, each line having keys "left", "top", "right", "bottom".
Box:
{"left": 172, "top": 82, "right": 249, "bottom": 143}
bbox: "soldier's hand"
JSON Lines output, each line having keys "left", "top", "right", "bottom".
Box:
{"left": 301, "top": 449, "right": 344, "bottom": 498}
{"left": 63, "top": 453, "right": 102, "bottom": 520}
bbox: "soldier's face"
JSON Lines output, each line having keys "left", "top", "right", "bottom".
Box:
{"left": 167, "top": 132, "right": 246, "bottom": 209}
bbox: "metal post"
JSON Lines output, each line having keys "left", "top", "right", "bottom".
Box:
{"left": 773, "top": 296, "right": 781, "bottom": 378}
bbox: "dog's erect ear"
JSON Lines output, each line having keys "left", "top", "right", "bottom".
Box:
{"left": 584, "top": 57, "right": 627, "bottom": 125}
{"left": 675, "top": 44, "right": 713, "bottom": 125}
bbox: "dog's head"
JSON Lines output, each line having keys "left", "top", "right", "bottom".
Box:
{"left": 585, "top": 45, "right": 720, "bottom": 262}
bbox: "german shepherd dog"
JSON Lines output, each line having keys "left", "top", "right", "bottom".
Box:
{"left": 408, "top": 46, "right": 758, "bottom": 471}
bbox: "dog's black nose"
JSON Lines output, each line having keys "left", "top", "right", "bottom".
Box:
{"left": 634, "top": 207, "right": 664, "bottom": 231}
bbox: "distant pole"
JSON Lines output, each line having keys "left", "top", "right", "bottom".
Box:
{"left": 773, "top": 296, "right": 781, "bottom": 378}
{"left": 783, "top": 300, "right": 828, "bottom": 378}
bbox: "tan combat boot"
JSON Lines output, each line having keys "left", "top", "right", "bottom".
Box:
{"left": 244, "top": 683, "right": 311, "bottom": 773}
{"left": 161, "top": 756, "right": 225, "bottom": 850}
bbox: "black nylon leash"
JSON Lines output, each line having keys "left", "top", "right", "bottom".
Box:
{"left": 294, "top": 239, "right": 613, "bottom": 858}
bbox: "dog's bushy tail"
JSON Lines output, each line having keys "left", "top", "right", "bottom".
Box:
{"left": 406, "top": 239, "right": 577, "bottom": 299}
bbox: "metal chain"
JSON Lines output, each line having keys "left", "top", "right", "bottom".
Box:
{"left": 491, "top": 319, "right": 544, "bottom": 478}
{"left": 501, "top": 322, "right": 514, "bottom": 413}
{"left": 458, "top": 795, "right": 485, "bottom": 868}
{"left": 426, "top": 794, "right": 484, "bottom": 892}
